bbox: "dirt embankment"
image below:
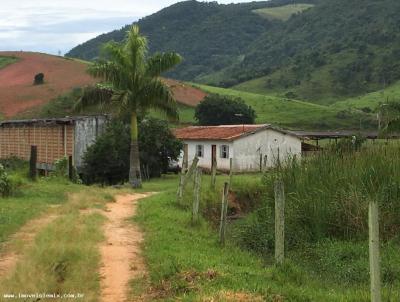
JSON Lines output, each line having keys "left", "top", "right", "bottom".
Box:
{"left": 0, "top": 52, "right": 206, "bottom": 118}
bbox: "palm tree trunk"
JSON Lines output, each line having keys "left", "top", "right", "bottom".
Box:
{"left": 129, "top": 111, "right": 142, "bottom": 188}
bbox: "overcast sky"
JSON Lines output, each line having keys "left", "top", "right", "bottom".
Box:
{"left": 0, "top": 0, "right": 259, "bottom": 55}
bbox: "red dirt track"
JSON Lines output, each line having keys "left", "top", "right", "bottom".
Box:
{"left": 0, "top": 51, "right": 206, "bottom": 118}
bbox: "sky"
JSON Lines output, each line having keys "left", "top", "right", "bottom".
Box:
{"left": 0, "top": 0, "right": 258, "bottom": 55}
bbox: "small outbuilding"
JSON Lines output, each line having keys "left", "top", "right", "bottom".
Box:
{"left": 0, "top": 115, "right": 107, "bottom": 171}
{"left": 174, "top": 124, "right": 301, "bottom": 172}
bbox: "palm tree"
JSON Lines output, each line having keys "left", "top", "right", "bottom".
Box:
{"left": 75, "top": 25, "right": 182, "bottom": 188}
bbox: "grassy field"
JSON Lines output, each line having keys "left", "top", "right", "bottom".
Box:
{"left": 0, "top": 164, "right": 119, "bottom": 301}
{"left": 332, "top": 80, "right": 400, "bottom": 111}
{"left": 194, "top": 83, "right": 373, "bottom": 130}
{"left": 133, "top": 173, "right": 399, "bottom": 301}
{"left": 253, "top": 3, "right": 314, "bottom": 21}
{"left": 0, "top": 56, "right": 18, "bottom": 70}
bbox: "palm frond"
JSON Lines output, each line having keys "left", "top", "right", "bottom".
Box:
{"left": 73, "top": 85, "right": 114, "bottom": 113}
{"left": 146, "top": 52, "right": 182, "bottom": 77}
{"left": 125, "top": 25, "right": 148, "bottom": 75}
{"left": 140, "top": 79, "right": 179, "bottom": 121}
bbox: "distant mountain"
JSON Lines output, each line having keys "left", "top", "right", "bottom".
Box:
{"left": 67, "top": 0, "right": 400, "bottom": 103}
{"left": 66, "top": 0, "right": 295, "bottom": 81}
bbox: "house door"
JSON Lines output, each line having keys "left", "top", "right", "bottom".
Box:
{"left": 211, "top": 145, "right": 217, "bottom": 168}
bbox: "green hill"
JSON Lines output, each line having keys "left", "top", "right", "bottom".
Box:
{"left": 66, "top": 0, "right": 276, "bottom": 81}
{"left": 332, "top": 81, "right": 400, "bottom": 111}
{"left": 254, "top": 3, "right": 314, "bottom": 21}
{"left": 213, "top": 0, "right": 400, "bottom": 102}
{"left": 191, "top": 84, "right": 374, "bottom": 130}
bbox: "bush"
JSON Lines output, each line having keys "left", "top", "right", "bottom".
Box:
{"left": 82, "top": 118, "right": 182, "bottom": 185}
{"left": 0, "top": 164, "right": 13, "bottom": 197}
{"left": 195, "top": 94, "right": 256, "bottom": 125}
{"left": 33, "top": 73, "right": 44, "bottom": 85}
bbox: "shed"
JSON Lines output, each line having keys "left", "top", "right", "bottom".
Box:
{"left": 174, "top": 124, "right": 301, "bottom": 172}
{"left": 0, "top": 115, "right": 107, "bottom": 171}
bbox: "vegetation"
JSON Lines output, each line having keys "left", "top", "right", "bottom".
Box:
{"left": 253, "top": 3, "right": 314, "bottom": 21}
{"left": 82, "top": 118, "right": 182, "bottom": 185}
{"left": 134, "top": 174, "right": 400, "bottom": 300}
{"left": 0, "top": 173, "right": 115, "bottom": 301}
{"left": 66, "top": 0, "right": 275, "bottom": 81}
{"left": 75, "top": 25, "right": 182, "bottom": 188}
{"left": 67, "top": 0, "right": 400, "bottom": 104}
{"left": 33, "top": 73, "right": 44, "bottom": 85}
{"left": 195, "top": 84, "right": 375, "bottom": 129}
{"left": 194, "top": 94, "right": 256, "bottom": 126}
{"left": 0, "top": 56, "right": 18, "bottom": 70}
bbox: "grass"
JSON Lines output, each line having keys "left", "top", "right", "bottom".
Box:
{"left": 0, "top": 162, "right": 120, "bottom": 300}
{"left": 0, "top": 176, "right": 81, "bottom": 245}
{"left": 0, "top": 56, "right": 18, "bottom": 70}
{"left": 194, "top": 83, "right": 372, "bottom": 130}
{"left": 332, "top": 80, "right": 400, "bottom": 111}
{"left": 0, "top": 188, "right": 114, "bottom": 301}
{"left": 134, "top": 172, "right": 399, "bottom": 301}
{"left": 253, "top": 4, "right": 315, "bottom": 21}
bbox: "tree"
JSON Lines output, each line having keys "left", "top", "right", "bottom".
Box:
{"left": 75, "top": 25, "right": 182, "bottom": 187}
{"left": 195, "top": 94, "right": 256, "bottom": 125}
{"left": 82, "top": 118, "right": 182, "bottom": 185}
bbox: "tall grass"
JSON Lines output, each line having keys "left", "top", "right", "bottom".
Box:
{"left": 234, "top": 142, "right": 400, "bottom": 253}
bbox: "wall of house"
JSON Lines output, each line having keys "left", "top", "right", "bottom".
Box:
{"left": 233, "top": 129, "right": 302, "bottom": 172}
{"left": 0, "top": 124, "right": 74, "bottom": 168}
{"left": 179, "top": 129, "right": 302, "bottom": 173}
{"left": 74, "top": 116, "right": 107, "bottom": 169}
{"left": 182, "top": 140, "right": 233, "bottom": 171}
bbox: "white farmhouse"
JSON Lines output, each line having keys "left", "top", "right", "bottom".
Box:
{"left": 174, "top": 124, "right": 302, "bottom": 172}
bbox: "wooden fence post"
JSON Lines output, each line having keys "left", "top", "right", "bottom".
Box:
{"left": 211, "top": 158, "right": 217, "bottom": 189}
{"left": 192, "top": 168, "right": 202, "bottom": 224}
{"left": 274, "top": 179, "right": 285, "bottom": 264}
{"left": 29, "top": 145, "right": 37, "bottom": 180}
{"left": 369, "top": 200, "right": 382, "bottom": 302}
{"left": 176, "top": 157, "right": 199, "bottom": 204}
{"left": 68, "top": 155, "right": 73, "bottom": 181}
{"left": 229, "top": 158, "right": 233, "bottom": 188}
{"left": 219, "top": 182, "right": 229, "bottom": 246}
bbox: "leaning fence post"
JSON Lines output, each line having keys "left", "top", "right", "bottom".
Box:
{"left": 219, "top": 182, "right": 229, "bottom": 246}
{"left": 29, "top": 145, "right": 37, "bottom": 180}
{"left": 369, "top": 200, "right": 382, "bottom": 302}
{"left": 176, "top": 157, "right": 199, "bottom": 204}
{"left": 274, "top": 179, "right": 285, "bottom": 264}
{"left": 211, "top": 158, "right": 217, "bottom": 189}
{"left": 192, "top": 168, "right": 202, "bottom": 224}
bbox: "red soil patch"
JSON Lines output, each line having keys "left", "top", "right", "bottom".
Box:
{"left": 163, "top": 78, "right": 207, "bottom": 107}
{"left": 0, "top": 51, "right": 96, "bottom": 118}
{"left": 0, "top": 52, "right": 206, "bottom": 118}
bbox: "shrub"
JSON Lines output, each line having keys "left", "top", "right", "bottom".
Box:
{"left": 82, "top": 118, "right": 182, "bottom": 185}
{"left": 195, "top": 94, "right": 256, "bottom": 125}
{"left": 33, "top": 73, "right": 44, "bottom": 85}
{"left": 0, "top": 164, "right": 13, "bottom": 197}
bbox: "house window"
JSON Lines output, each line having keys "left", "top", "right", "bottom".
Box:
{"left": 220, "top": 145, "right": 229, "bottom": 159}
{"left": 196, "top": 145, "right": 204, "bottom": 157}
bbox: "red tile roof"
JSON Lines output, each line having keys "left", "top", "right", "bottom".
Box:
{"left": 174, "top": 124, "right": 269, "bottom": 141}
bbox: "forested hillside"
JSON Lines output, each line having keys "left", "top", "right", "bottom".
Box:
{"left": 68, "top": 0, "right": 400, "bottom": 103}
{"left": 224, "top": 0, "right": 400, "bottom": 102}
{"left": 67, "top": 1, "right": 275, "bottom": 80}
